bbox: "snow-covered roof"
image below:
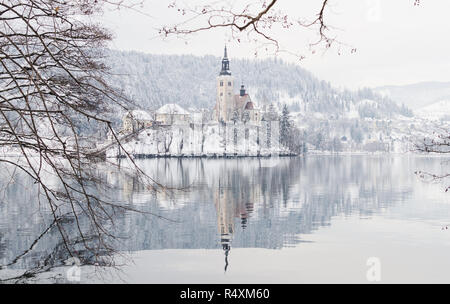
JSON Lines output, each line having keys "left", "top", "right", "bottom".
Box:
{"left": 234, "top": 94, "right": 251, "bottom": 110}
{"left": 126, "top": 110, "right": 153, "bottom": 121}
{"left": 155, "top": 104, "right": 190, "bottom": 115}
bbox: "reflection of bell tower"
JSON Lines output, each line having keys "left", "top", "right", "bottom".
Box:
{"left": 215, "top": 46, "right": 234, "bottom": 122}
{"left": 240, "top": 200, "right": 254, "bottom": 229}
{"left": 214, "top": 178, "right": 235, "bottom": 272}
{"left": 212, "top": 171, "right": 258, "bottom": 272}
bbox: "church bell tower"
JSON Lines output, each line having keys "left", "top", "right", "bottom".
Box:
{"left": 216, "top": 46, "right": 234, "bottom": 122}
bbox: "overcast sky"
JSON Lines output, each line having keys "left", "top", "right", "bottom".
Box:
{"left": 100, "top": 0, "right": 450, "bottom": 89}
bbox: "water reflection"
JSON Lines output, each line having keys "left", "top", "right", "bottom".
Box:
{"left": 0, "top": 155, "right": 448, "bottom": 280}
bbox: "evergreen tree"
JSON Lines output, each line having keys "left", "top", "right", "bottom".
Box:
{"left": 231, "top": 109, "right": 240, "bottom": 124}
{"left": 280, "top": 104, "right": 291, "bottom": 147}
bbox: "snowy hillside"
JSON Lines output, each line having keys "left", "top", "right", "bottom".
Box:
{"left": 375, "top": 82, "right": 450, "bottom": 109}
{"left": 416, "top": 100, "right": 450, "bottom": 120}
{"left": 105, "top": 50, "right": 409, "bottom": 119}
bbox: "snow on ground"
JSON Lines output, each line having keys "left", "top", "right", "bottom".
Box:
{"left": 278, "top": 92, "right": 304, "bottom": 107}
{"left": 105, "top": 122, "right": 289, "bottom": 158}
{"left": 155, "top": 103, "right": 190, "bottom": 115}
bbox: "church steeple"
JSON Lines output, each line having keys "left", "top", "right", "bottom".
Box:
{"left": 240, "top": 83, "right": 246, "bottom": 96}
{"left": 219, "top": 45, "right": 231, "bottom": 76}
{"left": 215, "top": 45, "right": 234, "bottom": 122}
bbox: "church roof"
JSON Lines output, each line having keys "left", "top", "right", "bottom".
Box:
{"left": 234, "top": 94, "right": 254, "bottom": 110}
{"left": 156, "top": 103, "right": 190, "bottom": 115}
{"left": 125, "top": 110, "right": 153, "bottom": 121}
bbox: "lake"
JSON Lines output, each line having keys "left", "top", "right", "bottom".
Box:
{"left": 1, "top": 155, "right": 449, "bottom": 283}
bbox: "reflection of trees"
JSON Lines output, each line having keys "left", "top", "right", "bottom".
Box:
{"left": 1, "top": 156, "right": 418, "bottom": 281}
{"left": 0, "top": 194, "right": 117, "bottom": 283}
{"left": 0, "top": 164, "right": 144, "bottom": 282}
{"left": 115, "top": 156, "right": 415, "bottom": 265}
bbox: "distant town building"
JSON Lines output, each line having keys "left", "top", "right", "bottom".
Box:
{"left": 122, "top": 110, "right": 154, "bottom": 133}
{"left": 155, "top": 103, "right": 190, "bottom": 125}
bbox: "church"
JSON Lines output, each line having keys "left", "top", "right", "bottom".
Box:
{"left": 107, "top": 46, "right": 285, "bottom": 159}
{"left": 213, "top": 46, "right": 260, "bottom": 123}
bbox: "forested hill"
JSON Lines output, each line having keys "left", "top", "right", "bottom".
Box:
{"left": 106, "top": 50, "right": 411, "bottom": 118}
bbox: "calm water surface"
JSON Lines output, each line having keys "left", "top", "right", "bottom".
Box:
{"left": 1, "top": 155, "right": 449, "bottom": 283}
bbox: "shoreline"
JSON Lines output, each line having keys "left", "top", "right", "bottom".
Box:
{"left": 2, "top": 150, "right": 449, "bottom": 159}
{"left": 114, "top": 152, "right": 297, "bottom": 159}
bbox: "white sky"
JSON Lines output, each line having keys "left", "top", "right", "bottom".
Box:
{"left": 100, "top": 0, "right": 450, "bottom": 89}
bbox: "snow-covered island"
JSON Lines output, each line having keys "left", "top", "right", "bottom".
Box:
{"left": 102, "top": 47, "right": 291, "bottom": 158}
